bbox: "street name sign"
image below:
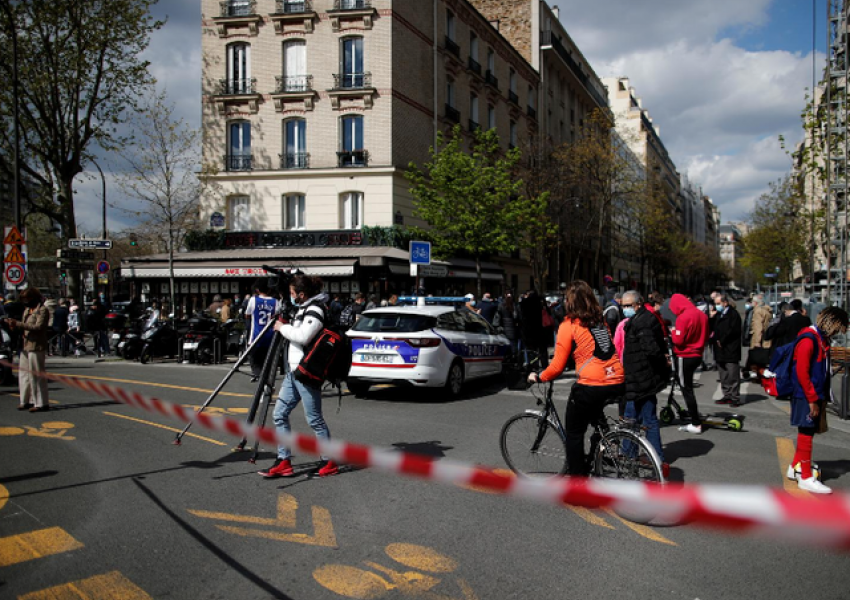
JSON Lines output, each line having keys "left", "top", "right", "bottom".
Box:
{"left": 69, "top": 239, "right": 113, "bottom": 250}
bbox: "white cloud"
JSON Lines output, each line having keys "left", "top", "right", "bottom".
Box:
{"left": 558, "top": 0, "right": 820, "bottom": 222}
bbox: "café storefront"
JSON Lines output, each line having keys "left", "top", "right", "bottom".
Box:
{"left": 120, "top": 230, "right": 505, "bottom": 314}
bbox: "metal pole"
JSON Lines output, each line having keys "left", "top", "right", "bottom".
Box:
{"left": 4, "top": 2, "right": 21, "bottom": 231}
{"left": 827, "top": 0, "right": 834, "bottom": 306}
{"left": 91, "top": 159, "right": 108, "bottom": 300}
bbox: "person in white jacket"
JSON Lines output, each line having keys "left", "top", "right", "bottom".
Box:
{"left": 259, "top": 275, "right": 338, "bottom": 478}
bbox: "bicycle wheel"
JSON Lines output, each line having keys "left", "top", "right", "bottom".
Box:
{"left": 593, "top": 430, "right": 662, "bottom": 484}
{"left": 500, "top": 413, "right": 568, "bottom": 478}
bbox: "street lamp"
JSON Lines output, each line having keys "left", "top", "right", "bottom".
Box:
{"left": 90, "top": 158, "right": 108, "bottom": 301}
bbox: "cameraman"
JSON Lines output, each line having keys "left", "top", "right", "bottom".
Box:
{"left": 259, "top": 275, "right": 338, "bottom": 478}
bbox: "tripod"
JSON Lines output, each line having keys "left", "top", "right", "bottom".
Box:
{"left": 173, "top": 315, "right": 288, "bottom": 461}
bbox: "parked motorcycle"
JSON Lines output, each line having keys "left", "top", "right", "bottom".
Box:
{"left": 182, "top": 312, "right": 221, "bottom": 364}
{"left": 139, "top": 320, "right": 180, "bottom": 364}
{"left": 104, "top": 308, "right": 129, "bottom": 355}
{"left": 119, "top": 315, "right": 149, "bottom": 361}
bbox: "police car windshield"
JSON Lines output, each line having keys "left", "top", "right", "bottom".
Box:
{"left": 352, "top": 313, "right": 437, "bottom": 333}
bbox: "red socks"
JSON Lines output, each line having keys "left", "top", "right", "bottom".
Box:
{"left": 793, "top": 432, "right": 814, "bottom": 479}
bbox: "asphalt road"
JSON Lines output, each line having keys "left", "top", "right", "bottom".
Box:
{"left": 2, "top": 355, "right": 850, "bottom": 600}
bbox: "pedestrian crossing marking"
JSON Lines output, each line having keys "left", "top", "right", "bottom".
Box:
{"left": 18, "top": 570, "right": 152, "bottom": 600}
{"left": 0, "top": 527, "right": 83, "bottom": 567}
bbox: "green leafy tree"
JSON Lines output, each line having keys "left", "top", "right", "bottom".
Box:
{"left": 741, "top": 176, "right": 810, "bottom": 285}
{"left": 407, "top": 126, "right": 541, "bottom": 296}
{"left": 116, "top": 91, "right": 200, "bottom": 318}
{"left": 0, "top": 0, "right": 163, "bottom": 296}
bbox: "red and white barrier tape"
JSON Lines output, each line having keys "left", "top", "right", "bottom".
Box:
{"left": 14, "top": 365, "right": 850, "bottom": 551}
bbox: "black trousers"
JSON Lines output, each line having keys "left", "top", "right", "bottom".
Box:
{"left": 565, "top": 382, "right": 625, "bottom": 476}
{"left": 250, "top": 344, "right": 271, "bottom": 378}
{"left": 676, "top": 356, "right": 702, "bottom": 427}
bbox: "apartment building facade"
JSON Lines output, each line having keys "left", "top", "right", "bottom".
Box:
{"left": 121, "top": 0, "right": 541, "bottom": 306}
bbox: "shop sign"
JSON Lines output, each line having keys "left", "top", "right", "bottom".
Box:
{"left": 223, "top": 267, "right": 270, "bottom": 276}
{"left": 200, "top": 282, "right": 209, "bottom": 293}
{"left": 419, "top": 265, "right": 448, "bottom": 278}
{"left": 224, "top": 230, "right": 363, "bottom": 249}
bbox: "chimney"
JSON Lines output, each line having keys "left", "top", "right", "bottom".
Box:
{"left": 552, "top": 5, "right": 560, "bottom": 18}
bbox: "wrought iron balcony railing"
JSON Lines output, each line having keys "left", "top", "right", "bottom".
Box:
{"left": 219, "top": 78, "right": 257, "bottom": 95}
{"left": 275, "top": 0, "right": 312, "bottom": 14}
{"left": 468, "top": 119, "right": 480, "bottom": 133}
{"left": 225, "top": 154, "right": 254, "bottom": 171}
{"left": 275, "top": 75, "right": 313, "bottom": 93}
{"left": 333, "top": 0, "right": 370, "bottom": 10}
{"left": 444, "top": 105, "right": 460, "bottom": 123}
{"left": 467, "top": 57, "right": 481, "bottom": 75}
{"left": 445, "top": 36, "right": 460, "bottom": 57}
{"left": 333, "top": 72, "right": 371, "bottom": 89}
{"left": 220, "top": 0, "right": 256, "bottom": 17}
{"left": 508, "top": 90, "right": 519, "bottom": 104}
{"left": 280, "top": 152, "right": 310, "bottom": 169}
{"left": 337, "top": 150, "right": 369, "bottom": 167}
{"left": 485, "top": 70, "right": 499, "bottom": 89}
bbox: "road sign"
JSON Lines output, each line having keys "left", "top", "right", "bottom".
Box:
{"left": 419, "top": 265, "right": 448, "bottom": 278}
{"left": 4, "top": 226, "right": 27, "bottom": 290}
{"left": 57, "top": 261, "right": 92, "bottom": 271}
{"left": 5, "top": 263, "right": 25, "bottom": 285}
{"left": 98, "top": 275, "right": 109, "bottom": 285}
{"left": 69, "top": 239, "right": 112, "bottom": 250}
{"left": 409, "top": 241, "right": 431, "bottom": 265}
{"left": 97, "top": 260, "right": 110, "bottom": 274}
{"left": 3, "top": 227, "right": 24, "bottom": 246}
{"left": 4, "top": 246, "right": 24, "bottom": 264}
{"left": 57, "top": 249, "right": 95, "bottom": 261}
{"left": 764, "top": 273, "right": 777, "bottom": 278}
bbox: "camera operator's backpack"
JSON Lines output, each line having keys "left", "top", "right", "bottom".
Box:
{"left": 294, "top": 305, "right": 352, "bottom": 405}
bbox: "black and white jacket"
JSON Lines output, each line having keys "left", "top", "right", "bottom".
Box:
{"left": 277, "top": 292, "right": 328, "bottom": 370}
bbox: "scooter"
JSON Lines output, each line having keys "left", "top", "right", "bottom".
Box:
{"left": 104, "top": 309, "right": 128, "bottom": 356}
{"left": 119, "top": 315, "right": 148, "bottom": 360}
{"left": 139, "top": 320, "right": 180, "bottom": 364}
{"left": 182, "top": 312, "right": 221, "bottom": 364}
{"left": 659, "top": 375, "right": 745, "bottom": 431}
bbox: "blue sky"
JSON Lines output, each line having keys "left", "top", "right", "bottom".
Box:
{"left": 75, "top": 0, "right": 828, "bottom": 232}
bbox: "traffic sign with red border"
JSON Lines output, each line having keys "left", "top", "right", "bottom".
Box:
{"left": 97, "top": 260, "right": 110, "bottom": 274}
{"left": 5, "top": 263, "right": 25, "bottom": 285}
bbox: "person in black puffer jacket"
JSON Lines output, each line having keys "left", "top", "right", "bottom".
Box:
{"left": 621, "top": 290, "right": 670, "bottom": 469}
{"left": 712, "top": 294, "right": 743, "bottom": 406}
{"left": 495, "top": 292, "right": 519, "bottom": 356}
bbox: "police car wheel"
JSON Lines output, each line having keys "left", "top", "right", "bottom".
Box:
{"left": 445, "top": 361, "right": 464, "bottom": 397}
{"left": 347, "top": 380, "right": 370, "bottom": 398}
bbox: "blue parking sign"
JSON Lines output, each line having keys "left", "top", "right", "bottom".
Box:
{"left": 409, "top": 241, "right": 431, "bottom": 265}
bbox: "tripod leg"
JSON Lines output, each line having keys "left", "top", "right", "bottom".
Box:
{"left": 174, "top": 318, "right": 277, "bottom": 445}
{"left": 249, "top": 341, "right": 285, "bottom": 463}
{"left": 234, "top": 334, "right": 282, "bottom": 451}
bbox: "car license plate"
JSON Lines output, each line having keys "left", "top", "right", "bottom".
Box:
{"left": 112, "top": 333, "right": 121, "bottom": 339}
{"left": 359, "top": 353, "right": 394, "bottom": 364}
{"left": 184, "top": 342, "right": 199, "bottom": 350}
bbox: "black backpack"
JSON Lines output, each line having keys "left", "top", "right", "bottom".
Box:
{"left": 294, "top": 305, "right": 353, "bottom": 403}
{"left": 337, "top": 303, "right": 356, "bottom": 330}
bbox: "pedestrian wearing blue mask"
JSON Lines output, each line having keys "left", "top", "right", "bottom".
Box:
{"left": 712, "top": 294, "right": 742, "bottom": 407}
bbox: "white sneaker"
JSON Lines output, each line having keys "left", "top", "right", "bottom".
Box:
{"left": 679, "top": 424, "right": 702, "bottom": 434}
{"left": 798, "top": 476, "right": 832, "bottom": 494}
{"left": 786, "top": 462, "right": 820, "bottom": 481}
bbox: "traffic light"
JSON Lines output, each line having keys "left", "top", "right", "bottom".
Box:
{"left": 129, "top": 233, "right": 137, "bottom": 246}
{"left": 59, "top": 270, "right": 67, "bottom": 283}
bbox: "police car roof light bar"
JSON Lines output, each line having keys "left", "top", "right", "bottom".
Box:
{"left": 397, "top": 296, "right": 468, "bottom": 306}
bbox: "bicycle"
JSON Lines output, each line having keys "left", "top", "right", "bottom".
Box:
{"left": 500, "top": 381, "right": 665, "bottom": 484}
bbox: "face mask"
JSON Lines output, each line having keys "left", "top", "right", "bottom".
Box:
{"left": 623, "top": 307, "right": 636, "bottom": 319}
{"left": 715, "top": 304, "right": 723, "bottom": 312}
{"left": 290, "top": 295, "right": 300, "bottom": 307}
{"left": 470, "top": 301, "right": 476, "bottom": 307}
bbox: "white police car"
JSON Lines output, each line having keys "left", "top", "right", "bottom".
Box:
{"left": 346, "top": 299, "right": 510, "bottom": 398}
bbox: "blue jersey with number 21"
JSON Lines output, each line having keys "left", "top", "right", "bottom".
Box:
{"left": 251, "top": 296, "right": 278, "bottom": 347}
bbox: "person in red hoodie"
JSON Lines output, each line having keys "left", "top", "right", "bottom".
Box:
{"left": 669, "top": 293, "right": 709, "bottom": 434}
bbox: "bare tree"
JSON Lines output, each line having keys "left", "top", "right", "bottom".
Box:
{"left": 116, "top": 91, "right": 199, "bottom": 316}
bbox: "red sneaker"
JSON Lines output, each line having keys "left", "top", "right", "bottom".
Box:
{"left": 258, "top": 458, "right": 294, "bottom": 478}
{"left": 318, "top": 460, "right": 339, "bottom": 477}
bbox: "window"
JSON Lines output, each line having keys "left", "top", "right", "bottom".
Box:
{"left": 284, "top": 194, "right": 305, "bottom": 230}
{"left": 283, "top": 118, "right": 307, "bottom": 168}
{"left": 282, "top": 40, "right": 307, "bottom": 92}
{"left": 341, "top": 37, "right": 364, "bottom": 88}
{"left": 227, "top": 0, "right": 253, "bottom": 17}
{"left": 488, "top": 105, "right": 495, "bottom": 130}
{"left": 470, "top": 32, "right": 478, "bottom": 61}
{"left": 487, "top": 48, "right": 495, "bottom": 72}
{"left": 227, "top": 121, "right": 251, "bottom": 171}
{"left": 228, "top": 196, "right": 250, "bottom": 231}
{"left": 509, "top": 69, "right": 517, "bottom": 93}
{"left": 469, "top": 93, "right": 479, "bottom": 130}
{"left": 509, "top": 120, "right": 517, "bottom": 148}
{"left": 446, "top": 10, "right": 455, "bottom": 40}
{"left": 339, "top": 115, "right": 366, "bottom": 166}
{"left": 447, "top": 79, "right": 455, "bottom": 108}
{"left": 226, "top": 43, "right": 251, "bottom": 94}
{"left": 341, "top": 192, "right": 363, "bottom": 229}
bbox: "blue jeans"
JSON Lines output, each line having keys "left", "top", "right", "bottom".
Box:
{"left": 624, "top": 395, "right": 664, "bottom": 463}
{"left": 273, "top": 371, "right": 331, "bottom": 460}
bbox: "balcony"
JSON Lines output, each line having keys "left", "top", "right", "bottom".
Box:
{"left": 444, "top": 36, "right": 460, "bottom": 59}
{"left": 214, "top": 1, "right": 261, "bottom": 36}
{"left": 467, "top": 57, "right": 481, "bottom": 76}
{"left": 485, "top": 70, "right": 499, "bottom": 90}
{"left": 508, "top": 90, "right": 519, "bottom": 105}
{"left": 280, "top": 152, "right": 310, "bottom": 169}
{"left": 329, "top": 72, "right": 375, "bottom": 109}
{"left": 444, "top": 104, "right": 460, "bottom": 124}
{"left": 468, "top": 119, "right": 479, "bottom": 133}
{"left": 337, "top": 150, "right": 370, "bottom": 168}
{"left": 276, "top": 75, "right": 313, "bottom": 93}
{"left": 540, "top": 30, "right": 609, "bottom": 110}
{"left": 527, "top": 105, "right": 537, "bottom": 120}
{"left": 214, "top": 78, "right": 261, "bottom": 114}
{"left": 225, "top": 154, "right": 254, "bottom": 172}
{"left": 270, "top": 0, "right": 317, "bottom": 33}
{"left": 328, "top": 0, "right": 375, "bottom": 31}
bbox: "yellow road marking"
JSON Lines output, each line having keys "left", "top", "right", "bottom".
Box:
{"left": 0, "top": 483, "right": 8, "bottom": 513}
{"left": 604, "top": 509, "right": 678, "bottom": 546}
{"left": 55, "top": 373, "right": 253, "bottom": 398}
{"left": 189, "top": 494, "right": 298, "bottom": 528}
{"left": 218, "top": 506, "right": 337, "bottom": 547}
{"left": 102, "top": 411, "right": 227, "bottom": 446}
{"left": 19, "top": 570, "right": 152, "bottom": 600}
{"left": 0, "top": 527, "right": 84, "bottom": 567}
{"left": 776, "top": 437, "right": 808, "bottom": 497}
{"left": 569, "top": 506, "right": 615, "bottom": 529}
{"left": 385, "top": 543, "right": 458, "bottom": 573}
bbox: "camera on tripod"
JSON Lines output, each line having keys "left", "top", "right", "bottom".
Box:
{"left": 261, "top": 264, "right": 303, "bottom": 321}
